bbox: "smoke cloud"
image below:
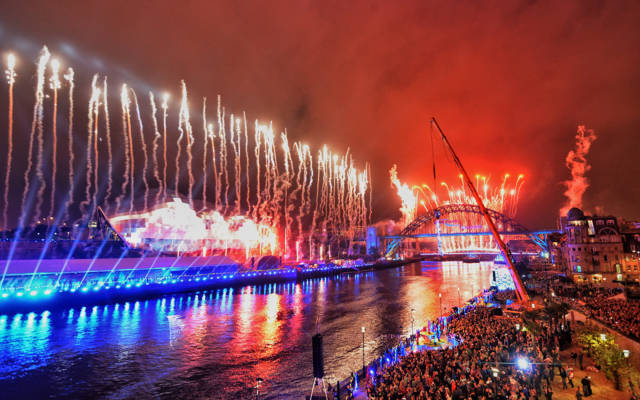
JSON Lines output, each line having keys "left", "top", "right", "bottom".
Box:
{"left": 560, "top": 125, "right": 597, "bottom": 216}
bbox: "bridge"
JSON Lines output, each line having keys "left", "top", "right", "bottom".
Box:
{"left": 383, "top": 204, "right": 555, "bottom": 257}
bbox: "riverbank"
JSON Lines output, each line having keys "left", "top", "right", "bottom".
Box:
{"left": 0, "top": 257, "right": 421, "bottom": 313}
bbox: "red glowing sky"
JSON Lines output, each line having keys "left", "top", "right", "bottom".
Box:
{"left": 1, "top": 0, "right": 639, "bottom": 228}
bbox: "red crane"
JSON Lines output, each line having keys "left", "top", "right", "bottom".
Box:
{"left": 430, "top": 118, "right": 531, "bottom": 305}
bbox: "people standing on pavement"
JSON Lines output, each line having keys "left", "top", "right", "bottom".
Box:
{"left": 568, "top": 367, "right": 575, "bottom": 388}
{"left": 579, "top": 351, "right": 584, "bottom": 370}
{"left": 581, "top": 376, "right": 592, "bottom": 397}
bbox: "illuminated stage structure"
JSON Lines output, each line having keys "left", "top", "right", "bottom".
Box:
{"left": 0, "top": 47, "right": 372, "bottom": 310}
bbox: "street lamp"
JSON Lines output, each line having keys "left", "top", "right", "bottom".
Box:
{"left": 361, "top": 326, "right": 366, "bottom": 371}
{"left": 457, "top": 287, "right": 461, "bottom": 307}
{"left": 439, "top": 293, "right": 443, "bottom": 321}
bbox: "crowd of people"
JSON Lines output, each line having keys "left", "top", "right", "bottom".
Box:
{"left": 492, "top": 290, "right": 517, "bottom": 303}
{"left": 365, "top": 306, "right": 578, "bottom": 400}
{"left": 584, "top": 298, "right": 640, "bottom": 340}
{"left": 544, "top": 281, "right": 640, "bottom": 340}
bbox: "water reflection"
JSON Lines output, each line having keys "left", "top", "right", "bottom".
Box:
{"left": 0, "top": 261, "right": 492, "bottom": 398}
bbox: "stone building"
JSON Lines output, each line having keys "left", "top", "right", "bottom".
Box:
{"left": 559, "top": 208, "right": 627, "bottom": 283}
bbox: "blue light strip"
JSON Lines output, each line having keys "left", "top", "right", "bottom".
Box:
{"left": 0, "top": 263, "right": 356, "bottom": 304}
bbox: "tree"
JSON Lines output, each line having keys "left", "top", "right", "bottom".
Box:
{"left": 577, "top": 329, "right": 627, "bottom": 390}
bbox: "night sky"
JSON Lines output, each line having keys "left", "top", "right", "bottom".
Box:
{"left": 1, "top": 0, "right": 639, "bottom": 229}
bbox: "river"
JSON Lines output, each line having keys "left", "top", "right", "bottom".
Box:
{"left": 0, "top": 261, "right": 493, "bottom": 399}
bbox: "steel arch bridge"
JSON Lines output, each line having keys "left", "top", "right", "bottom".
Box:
{"left": 383, "top": 204, "right": 550, "bottom": 257}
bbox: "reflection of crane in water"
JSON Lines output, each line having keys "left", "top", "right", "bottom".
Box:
{"left": 430, "top": 118, "right": 530, "bottom": 304}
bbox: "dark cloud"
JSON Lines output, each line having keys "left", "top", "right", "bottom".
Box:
{"left": 1, "top": 0, "right": 639, "bottom": 228}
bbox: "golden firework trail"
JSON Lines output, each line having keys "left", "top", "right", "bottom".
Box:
{"left": 2, "top": 53, "right": 16, "bottom": 232}
{"left": 161, "top": 93, "right": 169, "bottom": 204}
{"left": 63, "top": 67, "right": 75, "bottom": 221}
{"left": 48, "top": 58, "right": 61, "bottom": 218}
{"left": 103, "top": 78, "right": 113, "bottom": 211}
{"left": 21, "top": 47, "right": 50, "bottom": 225}
{"left": 149, "top": 92, "right": 162, "bottom": 206}
{"left": 131, "top": 89, "right": 149, "bottom": 211}
{"left": 178, "top": 81, "right": 194, "bottom": 208}
{"left": 33, "top": 48, "right": 52, "bottom": 223}
{"left": 201, "top": 97, "right": 208, "bottom": 210}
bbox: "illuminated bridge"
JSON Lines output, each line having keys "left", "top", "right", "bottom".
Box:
{"left": 383, "top": 204, "right": 555, "bottom": 257}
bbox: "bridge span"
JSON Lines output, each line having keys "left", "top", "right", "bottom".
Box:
{"left": 383, "top": 230, "right": 555, "bottom": 239}
{"left": 383, "top": 204, "right": 557, "bottom": 257}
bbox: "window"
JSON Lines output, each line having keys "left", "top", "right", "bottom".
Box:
{"left": 604, "top": 255, "right": 608, "bottom": 262}
{"left": 577, "top": 266, "right": 582, "bottom": 273}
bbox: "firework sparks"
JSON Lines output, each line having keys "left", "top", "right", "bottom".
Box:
{"left": 3, "top": 47, "right": 371, "bottom": 263}
{"left": 2, "top": 53, "right": 16, "bottom": 231}
{"left": 391, "top": 166, "right": 525, "bottom": 253}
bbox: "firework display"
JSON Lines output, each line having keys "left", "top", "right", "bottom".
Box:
{"left": 0, "top": 47, "right": 371, "bottom": 265}
{"left": 390, "top": 165, "right": 524, "bottom": 253}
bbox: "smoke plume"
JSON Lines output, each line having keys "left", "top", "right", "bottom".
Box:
{"left": 560, "top": 125, "right": 597, "bottom": 216}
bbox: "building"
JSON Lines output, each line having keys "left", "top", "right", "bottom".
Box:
{"left": 559, "top": 208, "right": 628, "bottom": 283}
{"left": 620, "top": 219, "right": 640, "bottom": 278}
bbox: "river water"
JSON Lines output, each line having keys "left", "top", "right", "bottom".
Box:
{"left": 0, "top": 261, "right": 493, "bottom": 399}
